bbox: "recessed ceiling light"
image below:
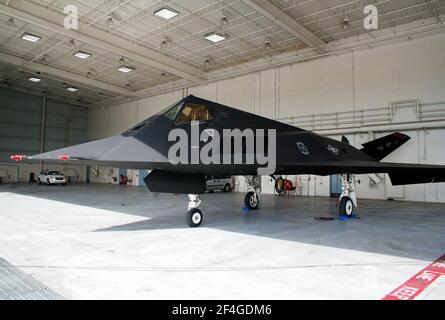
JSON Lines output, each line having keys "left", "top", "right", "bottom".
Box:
{"left": 74, "top": 51, "right": 91, "bottom": 59}
{"left": 29, "top": 77, "right": 42, "bottom": 83}
{"left": 21, "top": 32, "right": 41, "bottom": 43}
{"left": 205, "top": 32, "right": 226, "bottom": 43}
{"left": 67, "top": 87, "right": 79, "bottom": 92}
{"left": 118, "top": 66, "right": 135, "bottom": 73}
{"left": 154, "top": 7, "right": 179, "bottom": 20}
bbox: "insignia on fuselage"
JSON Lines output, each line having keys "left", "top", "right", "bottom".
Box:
{"left": 297, "top": 142, "right": 310, "bottom": 155}
{"left": 327, "top": 144, "right": 339, "bottom": 156}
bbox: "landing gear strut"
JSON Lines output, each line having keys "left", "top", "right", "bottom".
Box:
{"left": 187, "top": 194, "right": 203, "bottom": 227}
{"left": 244, "top": 176, "right": 261, "bottom": 210}
{"left": 339, "top": 174, "right": 357, "bottom": 217}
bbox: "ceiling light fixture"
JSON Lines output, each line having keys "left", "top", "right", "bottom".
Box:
{"left": 160, "top": 38, "right": 169, "bottom": 50}
{"left": 106, "top": 16, "right": 114, "bottom": 26}
{"left": 118, "top": 66, "right": 135, "bottom": 73}
{"left": 205, "top": 32, "right": 226, "bottom": 43}
{"left": 74, "top": 51, "right": 92, "bottom": 59}
{"left": 67, "top": 87, "right": 79, "bottom": 92}
{"left": 343, "top": 16, "right": 350, "bottom": 29}
{"left": 29, "top": 77, "right": 42, "bottom": 82}
{"left": 220, "top": 16, "right": 228, "bottom": 29}
{"left": 21, "top": 32, "right": 41, "bottom": 43}
{"left": 203, "top": 57, "right": 211, "bottom": 68}
{"left": 154, "top": 7, "right": 179, "bottom": 20}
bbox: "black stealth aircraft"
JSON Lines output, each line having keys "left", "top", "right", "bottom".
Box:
{"left": 13, "top": 95, "right": 445, "bottom": 227}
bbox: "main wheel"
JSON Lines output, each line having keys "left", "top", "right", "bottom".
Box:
{"left": 339, "top": 197, "right": 354, "bottom": 217}
{"left": 187, "top": 208, "right": 203, "bottom": 227}
{"left": 244, "top": 192, "right": 259, "bottom": 210}
{"left": 223, "top": 184, "right": 231, "bottom": 192}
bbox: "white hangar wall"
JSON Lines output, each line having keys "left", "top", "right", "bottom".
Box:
{"left": 87, "top": 32, "right": 445, "bottom": 202}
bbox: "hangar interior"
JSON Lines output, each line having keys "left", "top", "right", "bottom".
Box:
{"left": 0, "top": 0, "right": 445, "bottom": 300}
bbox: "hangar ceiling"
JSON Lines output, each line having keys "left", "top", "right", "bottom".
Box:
{"left": 0, "top": 0, "right": 444, "bottom": 106}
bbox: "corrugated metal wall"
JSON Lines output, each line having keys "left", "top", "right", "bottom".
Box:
{"left": 0, "top": 87, "right": 87, "bottom": 162}
{"left": 0, "top": 88, "right": 42, "bottom": 162}
{"left": 44, "top": 99, "right": 87, "bottom": 152}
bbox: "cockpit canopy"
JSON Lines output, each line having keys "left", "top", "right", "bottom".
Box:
{"left": 175, "top": 103, "right": 213, "bottom": 125}
{"left": 123, "top": 96, "right": 218, "bottom": 136}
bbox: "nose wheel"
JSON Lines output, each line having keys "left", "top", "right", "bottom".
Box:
{"left": 244, "top": 176, "right": 261, "bottom": 210}
{"left": 187, "top": 194, "right": 203, "bottom": 227}
{"left": 187, "top": 208, "right": 203, "bottom": 227}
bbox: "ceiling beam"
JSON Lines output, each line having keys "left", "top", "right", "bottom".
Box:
{"left": 242, "top": 0, "right": 327, "bottom": 52}
{"left": 0, "top": 52, "right": 133, "bottom": 96}
{"left": 0, "top": 1, "right": 207, "bottom": 81}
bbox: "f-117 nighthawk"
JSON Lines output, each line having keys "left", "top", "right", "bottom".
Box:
{"left": 12, "top": 95, "right": 445, "bottom": 227}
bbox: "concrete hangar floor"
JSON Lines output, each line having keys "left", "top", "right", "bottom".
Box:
{"left": 0, "top": 183, "right": 444, "bottom": 300}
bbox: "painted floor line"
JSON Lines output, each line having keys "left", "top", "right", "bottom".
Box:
{"left": 382, "top": 254, "right": 445, "bottom": 300}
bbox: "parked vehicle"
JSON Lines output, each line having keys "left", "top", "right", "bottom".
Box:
{"left": 205, "top": 176, "right": 233, "bottom": 192}
{"left": 38, "top": 170, "right": 66, "bottom": 186}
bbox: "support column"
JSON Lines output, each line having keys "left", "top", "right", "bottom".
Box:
{"left": 39, "top": 96, "right": 47, "bottom": 171}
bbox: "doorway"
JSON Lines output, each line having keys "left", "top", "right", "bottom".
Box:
{"left": 330, "top": 175, "right": 342, "bottom": 197}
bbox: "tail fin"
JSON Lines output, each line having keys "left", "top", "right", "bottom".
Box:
{"left": 360, "top": 132, "right": 411, "bottom": 161}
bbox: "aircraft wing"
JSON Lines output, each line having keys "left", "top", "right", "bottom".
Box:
{"left": 279, "top": 160, "right": 445, "bottom": 185}
{"left": 15, "top": 135, "right": 168, "bottom": 169}
{"left": 11, "top": 137, "right": 445, "bottom": 186}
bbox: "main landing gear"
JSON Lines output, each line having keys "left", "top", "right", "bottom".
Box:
{"left": 185, "top": 174, "right": 357, "bottom": 227}
{"left": 338, "top": 174, "right": 357, "bottom": 217}
{"left": 244, "top": 176, "right": 261, "bottom": 210}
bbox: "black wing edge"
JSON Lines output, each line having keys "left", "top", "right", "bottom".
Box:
{"left": 388, "top": 170, "right": 445, "bottom": 186}
{"left": 280, "top": 161, "right": 445, "bottom": 186}
{"left": 348, "top": 162, "right": 445, "bottom": 186}
{"left": 360, "top": 132, "right": 411, "bottom": 161}
{"left": 349, "top": 162, "right": 445, "bottom": 186}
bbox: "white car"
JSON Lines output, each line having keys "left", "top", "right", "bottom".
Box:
{"left": 206, "top": 176, "right": 233, "bottom": 193}
{"left": 38, "top": 170, "right": 67, "bottom": 186}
